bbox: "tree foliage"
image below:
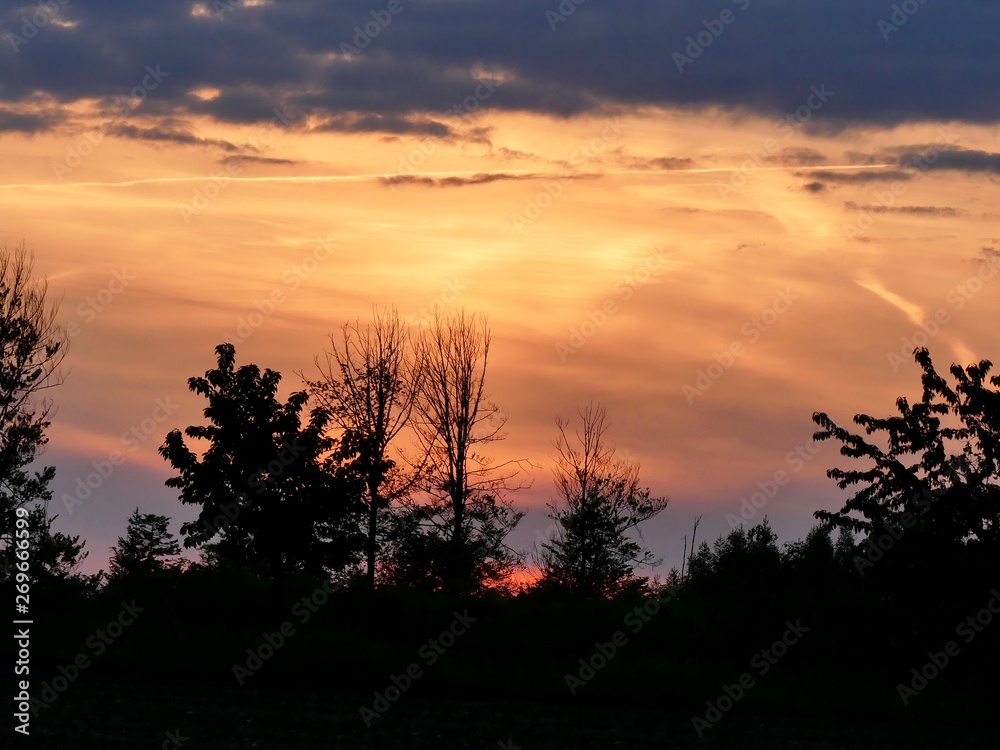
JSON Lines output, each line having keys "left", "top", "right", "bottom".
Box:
{"left": 0, "top": 245, "right": 83, "bottom": 586}
{"left": 2, "top": 504, "right": 92, "bottom": 586}
{"left": 687, "top": 519, "right": 782, "bottom": 588}
{"left": 160, "top": 344, "right": 361, "bottom": 590}
{"left": 108, "top": 507, "right": 181, "bottom": 579}
{"left": 813, "top": 348, "right": 1000, "bottom": 554}
{"left": 539, "top": 403, "right": 668, "bottom": 597}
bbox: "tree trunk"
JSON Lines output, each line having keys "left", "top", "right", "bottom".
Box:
{"left": 270, "top": 555, "right": 284, "bottom": 627}
{"left": 450, "top": 486, "right": 465, "bottom": 593}
{"left": 366, "top": 486, "right": 379, "bottom": 589}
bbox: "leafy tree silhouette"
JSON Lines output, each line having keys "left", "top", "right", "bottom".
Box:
{"left": 0, "top": 245, "right": 91, "bottom": 588}
{"left": 108, "top": 507, "right": 181, "bottom": 579}
{"left": 687, "top": 519, "right": 782, "bottom": 596}
{"left": 160, "top": 343, "right": 361, "bottom": 610}
{"left": 3, "top": 504, "right": 93, "bottom": 587}
{"left": 781, "top": 523, "right": 856, "bottom": 581}
{"left": 812, "top": 347, "right": 1000, "bottom": 647}
{"left": 538, "top": 403, "right": 668, "bottom": 597}
{"left": 813, "top": 348, "right": 1000, "bottom": 563}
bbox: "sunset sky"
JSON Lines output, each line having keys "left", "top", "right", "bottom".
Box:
{"left": 2, "top": 1, "right": 999, "bottom": 575}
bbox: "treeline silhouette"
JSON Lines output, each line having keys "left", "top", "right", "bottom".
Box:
{"left": 1, "top": 248, "right": 999, "bottom": 723}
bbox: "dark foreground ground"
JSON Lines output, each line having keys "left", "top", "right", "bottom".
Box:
{"left": 24, "top": 678, "right": 1000, "bottom": 750}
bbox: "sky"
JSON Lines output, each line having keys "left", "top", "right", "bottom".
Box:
{"left": 2, "top": 0, "right": 999, "bottom": 576}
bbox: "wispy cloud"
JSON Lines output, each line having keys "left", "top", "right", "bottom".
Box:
{"left": 220, "top": 154, "right": 301, "bottom": 167}
{"left": 844, "top": 202, "right": 965, "bottom": 217}
{"left": 105, "top": 123, "right": 240, "bottom": 152}
{"left": 800, "top": 169, "right": 912, "bottom": 184}
{"left": 854, "top": 271, "right": 925, "bottom": 327}
{"left": 0, "top": 170, "right": 591, "bottom": 191}
{"left": 377, "top": 172, "right": 600, "bottom": 188}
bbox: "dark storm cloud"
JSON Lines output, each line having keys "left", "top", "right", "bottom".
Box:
{"left": 378, "top": 171, "right": 597, "bottom": 188}
{"left": 843, "top": 201, "right": 964, "bottom": 217}
{"left": 488, "top": 146, "right": 547, "bottom": 162}
{"left": 2, "top": 1, "right": 999, "bottom": 132}
{"left": 772, "top": 148, "right": 827, "bottom": 167}
{"left": 617, "top": 154, "right": 696, "bottom": 171}
{"left": 0, "top": 108, "right": 60, "bottom": 133}
{"left": 379, "top": 173, "right": 535, "bottom": 188}
{"left": 842, "top": 145, "right": 1000, "bottom": 176}
{"left": 799, "top": 170, "right": 915, "bottom": 184}
{"left": 220, "top": 154, "right": 300, "bottom": 167}
{"left": 889, "top": 146, "right": 1000, "bottom": 175}
{"left": 312, "top": 113, "right": 453, "bottom": 138}
{"left": 104, "top": 123, "right": 240, "bottom": 151}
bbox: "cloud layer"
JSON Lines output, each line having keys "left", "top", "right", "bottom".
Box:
{"left": 2, "top": 0, "right": 995, "bottom": 137}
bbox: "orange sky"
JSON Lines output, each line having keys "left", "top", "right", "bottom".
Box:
{"left": 3, "top": 104, "right": 999, "bottom": 575}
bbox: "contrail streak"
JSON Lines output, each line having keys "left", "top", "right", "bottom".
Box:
{"left": 0, "top": 164, "right": 898, "bottom": 191}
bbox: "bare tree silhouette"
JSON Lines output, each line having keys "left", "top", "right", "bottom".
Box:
{"left": 539, "top": 402, "right": 668, "bottom": 596}
{"left": 386, "top": 310, "right": 529, "bottom": 592}
{"left": 305, "top": 306, "right": 424, "bottom": 588}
